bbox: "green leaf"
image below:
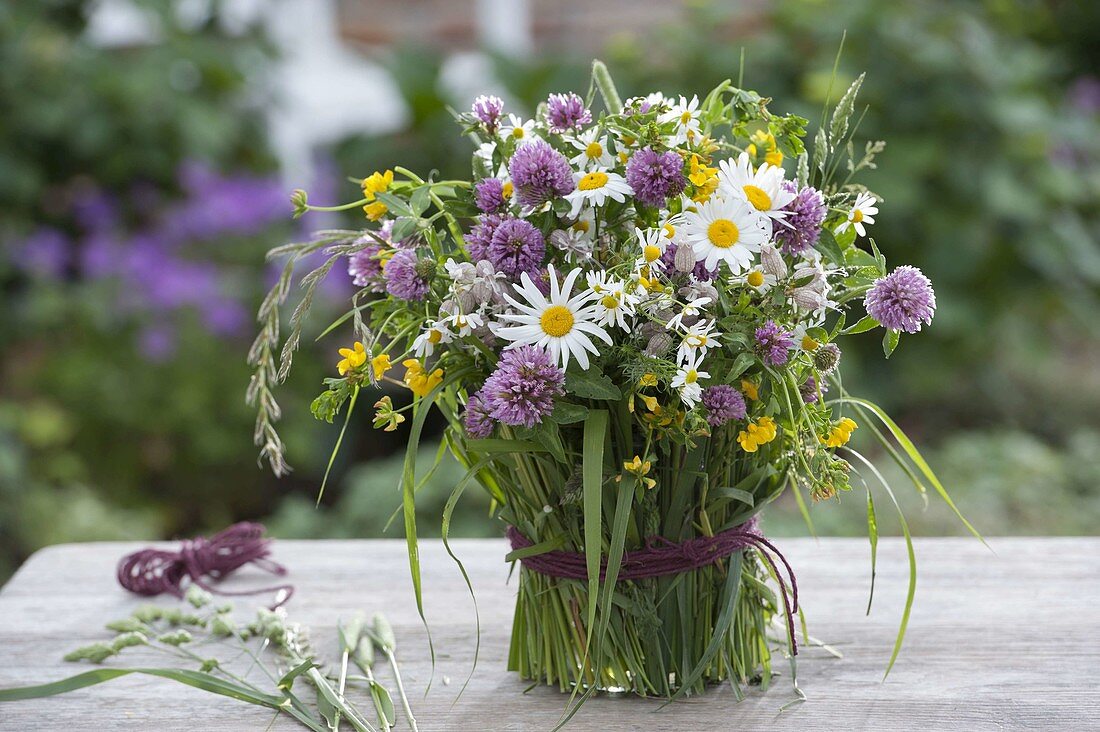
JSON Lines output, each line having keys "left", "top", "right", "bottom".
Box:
{"left": 865, "top": 487, "right": 878, "bottom": 616}
{"left": 579, "top": 410, "right": 608, "bottom": 694}
{"left": 463, "top": 438, "right": 546, "bottom": 454}
{"left": 816, "top": 227, "right": 846, "bottom": 264}
{"left": 278, "top": 659, "right": 317, "bottom": 691}
{"left": 565, "top": 369, "right": 622, "bottom": 400}
{"left": 409, "top": 186, "right": 431, "bottom": 216}
{"left": 549, "top": 401, "right": 589, "bottom": 424}
{"left": 882, "top": 329, "right": 900, "bottom": 358}
{"left": 369, "top": 681, "right": 396, "bottom": 728}
{"left": 373, "top": 191, "right": 413, "bottom": 217}
{"left": 723, "top": 352, "right": 756, "bottom": 382}
{"left": 842, "top": 315, "right": 879, "bottom": 335}
{"left": 389, "top": 216, "right": 419, "bottom": 242}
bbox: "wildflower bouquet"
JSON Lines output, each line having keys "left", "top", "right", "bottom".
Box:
{"left": 249, "top": 61, "right": 976, "bottom": 707}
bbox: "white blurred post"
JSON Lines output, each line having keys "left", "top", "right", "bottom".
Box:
{"left": 476, "top": 0, "right": 532, "bottom": 58}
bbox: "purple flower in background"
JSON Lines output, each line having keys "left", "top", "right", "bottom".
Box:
{"left": 15, "top": 227, "right": 69, "bottom": 278}
{"left": 383, "top": 250, "right": 430, "bottom": 301}
{"left": 864, "top": 266, "right": 937, "bottom": 333}
{"left": 202, "top": 298, "right": 248, "bottom": 337}
{"left": 508, "top": 141, "right": 573, "bottom": 208}
{"left": 467, "top": 213, "right": 504, "bottom": 262}
{"left": 481, "top": 345, "right": 565, "bottom": 428}
{"left": 774, "top": 182, "right": 826, "bottom": 256}
{"left": 701, "top": 385, "right": 746, "bottom": 426}
{"left": 463, "top": 391, "right": 496, "bottom": 438}
{"left": 138, "top": 324, "right": 177, "bottom": 362}
{"left": 487, "top": 218, "right": 545, "bottom": 278}
{"left": 474, "top": 177, "right": 508, "bottom": 213}
{"left": 754, "top": 320, "right": 795, "bottom": 367}
{"left": 546, "top": 92, "right": 592, "bottom": 133}
{"left": 472, "top": 95, "right": 505, "bottom": 132}
{"left": 799, "top": 375, "right": 827, "bottom": 404}
{"left": 625, "top": 147, "right": 685, "bottom": 207}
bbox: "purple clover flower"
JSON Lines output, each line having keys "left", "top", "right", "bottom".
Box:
{"left": 347, "top": 241, "right": 387, "bottom": 292}
{"left": 474, "top": 177, "right": 508, "bottom": 213}
{"left": 701, "top": 385, "right": 747, "bottom": 427}
{"left": 799, "top": 375, "right": 827, "bottom": 404}
{"left": 625, "top": 147, "right": 685, "bottom": 207}
{"left": 774, "top": 181, "right": 827, "bottom": 256}
{"left": 383, "top": 249, "right": 430, "bottom": 301}
{"left": 481, "top": 345, "right": 565, "bottom": 428}
{"left": 864, "top": 265, "right": 937, "bottom": 333}
{"left": 508, "top": 141, "right": 573, "bottom": 208}
{"left": 466, "top": 214, "right": 504, "bottom": 262}
{"left": 546, "top": 92, "right": 592, "bottom": 133}
{"left": 463, "top": 391, "right": 496, "bottom": 438}
{"left": 488, "top": 218, "right": 545, "bottom": 278}
{"left": 472, "top": 95, "right": 504, "bottom": 132}
{"left": 754, "top": 320, "right": 795, "bottom": 367}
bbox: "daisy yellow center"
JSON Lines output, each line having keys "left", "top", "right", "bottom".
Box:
{"left": 680, "top": 111, "right": 692, "bottom": 124}
{"left": 501, "top": 181, "right": 514, "bottom": 199}
{"left": 663, "top": 223, "right": 676, "bottom": 238}
{"left": 852, "top": 209, "right": 864, "bottom": 223}
{"left": 684, "top": 369, "right": 698, "bottom": 385}
{"left": 585, "top": 141, "right": 603, "bottom": 159}
{"left": 743, "top": 185, "right": 772, "bottom": 211}
{"left": 644, "top": 244, "right": 661, "bottom": 262}
{"left": 540, "top": 305, "right": 575, "bottom": 337}
{"left": 577, "top": 172, "right": 609, "bottom": 191}
{"left": 601, "top": 294, "right": 620, "bottom": 310}
{"left": 747, "top": 270, "right": 764, "bottom": 287}
{"left": 572, "top": 220, "right": 590, "bottom": 233}
{"left": 512, "top": 127, "right": 525, "bottom": 139}
{"left": 428, "top": 329, "right": 443, "bottom": 344}
{"left": 707, "top": 219, "right": 740, "bottom": 248}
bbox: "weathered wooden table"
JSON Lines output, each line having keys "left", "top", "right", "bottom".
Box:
{"left": 0, "top": 538, "right": 1096, "bottom": 731}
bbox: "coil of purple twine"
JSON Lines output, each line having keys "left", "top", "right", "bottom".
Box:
{"left": 506, "top": 517, "right": 800, "bottom": 653}
{"left": 117, "top": 522, "right": 293, "bottom": 609}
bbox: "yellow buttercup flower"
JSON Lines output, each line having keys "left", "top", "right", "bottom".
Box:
{"left": 737, "top": 416, "right": 778, "bottom": 452}
{"left": 403, "top": 358, "right": 444, "bottom": 398}
{"left": 740, "top": 378, "right": 759, "bottom": 401}
{"left": 361, "top": 170, "right": 394, "bottom": 221}
{"left": 638, "top": 373, "right": 658, "bottom": 388}
{"left": 688, "top": 155, "right": 719, "bottom": 203}
{"left": 821, "top": 417, "right": 858, "bottom": 448}
{"left": 371, "top": 353, "right": 392, "bottom": 381}
{"left": 337, "top": 341, "right": 367, "bottom": 376}
{"left": 746, "top": 131, "right": 783, "bottom": 167}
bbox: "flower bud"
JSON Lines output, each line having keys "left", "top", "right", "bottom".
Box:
{"left": 645, "top": 331, "right": 673, "bottom": 357}
{"left": 414, "top": 258, "right": 438, "bottom": 281}
{"left": 674, "top": 244, "right": 697, "bottom": 273}
{"left": 813, "top": 343, "right": 842, "bottom": 374}
{"left": 789, "top": 285, "right": 827, "bottom": 311}
{"left": 760, "top": 243, "right": 787, "bottom": 279}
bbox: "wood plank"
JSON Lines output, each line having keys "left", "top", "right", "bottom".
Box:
{"left": 0, "top": 538, "right": 1097, "bottom": 730}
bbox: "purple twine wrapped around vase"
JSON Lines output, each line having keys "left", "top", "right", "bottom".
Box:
{"left": 117, "top": 522, "right": 293, "bottom": 609}
{"left": 506, "top": 517, "right": 800, "bottom": 653}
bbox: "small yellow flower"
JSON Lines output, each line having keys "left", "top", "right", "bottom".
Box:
{"left": 740, "top": 378, "right": 759, "bottom": 401}
{"left": 622, "top": 455, "right": 656, "bottom": 489}
{"left": 403, "top": 358, "right": 444, "bottom": 398}
{"left": 821, "top": 418, "right": 858, "bottom": 448}
{"left": 737, "top": 416, "right": 778, "bottom": 452}
{"left": 688, "top": 155, "right": 719, "bottom": 203}
{"left": 746, "top": 131, "right": 783, "bottom": 167}
{"left": 372, "top": 396, "right": 406, "bottom": 432}
{"left": 361, "top": 170, "right": 393, "bottom": 199}
{"left": 337, "top": 341, "right": 367, "bottom": 376}
{"left": 371, "top": 353, "right": 392, "bottom": 381}
{"left": 638, "top": 373, "right": 658, "bottom": 388}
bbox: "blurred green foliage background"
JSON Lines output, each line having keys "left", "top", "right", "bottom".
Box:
{"left": 2, "top": 0, "right": 1098, "bottom": 582}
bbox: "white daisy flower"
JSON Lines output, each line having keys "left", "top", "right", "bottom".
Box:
{"left": 791, "top": 324, "right": 823, "bottom": 353}
{"left": 495, "top": 265, "right": 612, "bottom": 370}
{"left": 666, "top": 296, "right": 712, "bottom": 331}
{"left": 474, "top": 141, "right": 497, "bottom": 166}
{"left": 564, "top": 168, "right": 633, "bottom": 218}
{"left": 672, "top": 352, "right": 709, "bottom": 408}
{"left": 717, "top": 152, "right": 796, "bottom": 222}
{"left": 447, "top": 311, "right": 484, "bottom": 337}
{"left": 567, "top": 128, "right": 614, "bottom": 169}
{"left": 635, "top": 227, "right": 669, "bottom": 272}
{"left": 659, "top": 95, "right": 702, "bottom": 144}
{"left": 413, "top": 322, "right": 454, "bottom": 358}
{"left": 585, "top": 272, "right": 639, "bottom": 330}
{"left": 735, "top": 267, "right": 778, "bottom": 294}
{"left": 836, "top": 192, "right": 878, "bottom": 237}
{"left": 681, "top": 195, "right": 770, "bottom": 274}
{"left": 499, "top": 114, "right": 538, "bottom": 143}
{"left": 676, "top": 319, "right": 720, "bottom": 364}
